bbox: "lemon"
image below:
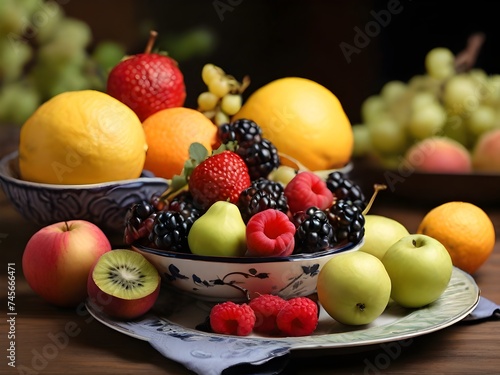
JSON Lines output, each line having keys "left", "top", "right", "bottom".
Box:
{"left": 19, "top": 90, "right": 148, "bottom": 185}
{"left": 233, "top": 77, "right": 353, "bottom": 171}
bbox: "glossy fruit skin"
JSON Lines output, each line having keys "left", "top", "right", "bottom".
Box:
{"left": 233, "top": 77, "right": 353, "bottom": 171}
{"left": 382, "top": 234, "right": 452, "bottom": 308}
{"left": 359, "top": 215, "right": 409, "bottom": 260}
{"left": 188, "top": 151, "right": 251, "bottom": 210}
{"left": 107, "top": 53, "right": 186, "bottom": 121}
{"left": 187, "top": 201, "right": 247, "bottom": 257}
{"left": 22, "top": 220, "right": 112, "bottom": 307}
{"left": 19, "top": 90, "right": 148, "bottom": 185}
{"left": 317, "top": 251, "right": 391, "bottom": 325}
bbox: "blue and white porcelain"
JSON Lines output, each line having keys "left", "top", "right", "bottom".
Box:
{"left": 133, "top": 239, "right": 363, "bottom": 302}
{"left": 0, "top": 151, "right": 169, "bottom": 234}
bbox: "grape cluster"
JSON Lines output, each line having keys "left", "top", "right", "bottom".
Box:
{"left": 0, "top": 0, "right": 124, "bottom": 125}
{"left": 197, "top": 63, "right": 249, "bottom": 125}
{"left": 354, "top": 46, "right": 500, "bottom": 169}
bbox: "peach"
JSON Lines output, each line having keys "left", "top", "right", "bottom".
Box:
{"left": 404, "top": 137, "right": 472, "bottom": 173}
{"left": 472, "top": 129, "right": 500, "bottom": 173}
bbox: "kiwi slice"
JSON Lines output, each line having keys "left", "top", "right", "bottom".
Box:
{"left": 91, "top": 249, "right": 159, "bottom": 300}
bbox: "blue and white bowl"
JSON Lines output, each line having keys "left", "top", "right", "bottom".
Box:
{"left": 0, "top": 151, "right": 169, "bottom": 234}
{"left": 133, "top": 239, "right": 362, "bottom": 302}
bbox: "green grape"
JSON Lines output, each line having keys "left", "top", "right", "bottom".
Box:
{"left": 201, "top": 63, "right": 221, "bottom": 86}
{"left": 352, "top": 124, "right": 372, "bottom": 157}
{"left": 214, "top": 110, "right": 229, "bottom": 126}
{"left": 361, "top": 95, "right": 386, "bottom": 124}
{"left": 197, "top": 91, "right": 219, "bottom": 111}
{"left": 442, "top": 115, "right": 471, "bottom": 148}
{"left": 51, "top": 18, "right": 92, "bottom": 48}
{"left": 268, "top": 166, "right": 297, "bottom": 186}
{"left": 220, "top": 94, "right": 242, "bottom": 115}
{"left": 410, "top": 91, "right": 437, "bottom": 111}
{"left": 367, "top": 118, "right": 408, "bottom": 155}
{"left": 208, "top": 77, "right": 230, "bottom": 98}
{"left": 425, "top": 47, "right": 455, "bottom": 80}
{"left": 407, "top": 103, "right": 447, "bottom": 140}
{"left": 467, "top": 105, "right": 497, "bottom": 137}
{"left": 0, "top": 39, "right": 32, "bottom": 82}
{"left": 443, "top": 74, "right": 479, "bottom": 115}
{"left": 0, "top": 0, "right": 25, "bottom": 34}
{"left": 37, "top": 39, "right": 87, "bottom": 68}
{"left": 0, "top": 81, "right": 40, "bottom": 125}
{"left": 16, "top": 0, "right": 43, "bottom": 18}
{"left": 481, "top": 74, "right": 500, "bottom": 106}
{"left": 34, "top": 1, "right": 64, "bottom": 44}
{"left": 380, "top": 80, "right": 406, "bottom": 104}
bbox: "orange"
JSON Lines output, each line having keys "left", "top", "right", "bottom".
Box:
{"left": 417, "top": 201, "right": 495, "bottom": 274}
{"left": 233, "top": 77, "right": 353, "bottom": 171}
{"left": 19, "top": 90, "right": 148, "bottom": 185}
{"left": 142, "top": 107, "right": 217, "bottom": 179}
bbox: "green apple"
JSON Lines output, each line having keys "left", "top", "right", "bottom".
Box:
{"left": 359, "top": 215, "right": 410, "bottom": 260}
{"left": 317, "top": 251, "right": 392, "bottom": 325}
{"left": 187, "top": 201, "right": 247, "bottom": 257}
{"left": 382, "top": 234, "right": 453, "bottom": 308}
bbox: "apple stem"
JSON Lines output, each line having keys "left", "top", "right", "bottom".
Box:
{"left": 412, "top": 239, "right": 417, "bottom": 247}
{"left": 63, "top": 221, "right": 70, "bottom": 232}
{"left": 144, "top": 30, "right": 158, "bottom": 54}
{"left": 362, "top": 184, "right": 387, "bottom": 216}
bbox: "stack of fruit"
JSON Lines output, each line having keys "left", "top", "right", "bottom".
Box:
{"left": 353, "top": 46, "right": 500, "bottom": 173}
{"left": 13, "top": 30, "right": 495, "bottom": 343}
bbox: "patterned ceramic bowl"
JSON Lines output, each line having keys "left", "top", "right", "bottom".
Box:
{"left": 0, "top": 151, "right": 169, "bottom": 234}
{"left": 132, "top": 239, "right": 362, "bottom": 302}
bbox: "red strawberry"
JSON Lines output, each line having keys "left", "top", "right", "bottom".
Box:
{"left": 284, "top": 171, "right": 333, "bottom": 214}
{"left": 106, "top": 30, "right": 186, "bottom": 122}
{"left": 188, "top": 150, "right": 251, "bottom": 210}
{"left": 246, "top": 209, "right": 296, "bottom": 257}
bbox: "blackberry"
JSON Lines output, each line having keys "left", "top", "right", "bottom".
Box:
{"left": 236, "top": 138, "right": 280, "bottom": 180}
{"left": 124, "top": 195, "right": 168, "bottom": 245}
{"left": 293, "top": 207, "right": 334, "bottom": 254}
{"left": 149, "top": 211, "right": 195, "bottom": 253}
{"left": 238, "top": 178, "right": 289, "bottom": 222}
{"left": 169, "top": 191, "right": 204, "bottom": 221}
{"left": 218, "top": 119, "right": 280, "bottom": 180}
{"left": 218, "top": 118, "right": 262, "bottom": 146}
{"left": 326, "top": 171, "right": 366, "bottom": 210}
{"left": 327, "top": 199, "right": 365, "bottom": 245}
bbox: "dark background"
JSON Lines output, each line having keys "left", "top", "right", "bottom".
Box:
{"left": 65, "top": 0, "right": 500, "bottom": 124}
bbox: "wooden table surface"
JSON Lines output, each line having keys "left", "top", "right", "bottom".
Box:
{"left": 1, "top": 129, "right": 499, "bottom": 374}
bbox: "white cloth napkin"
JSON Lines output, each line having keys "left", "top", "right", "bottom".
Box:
{"left": 95, "top": 296, "right": 499, "bottom": 375}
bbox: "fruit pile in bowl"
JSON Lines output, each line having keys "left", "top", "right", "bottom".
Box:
{"left": 125, "top": 134, "right": 368, "bottom": 301}
{"left": 353, "top": 39, "right": 500, "bottom": 175}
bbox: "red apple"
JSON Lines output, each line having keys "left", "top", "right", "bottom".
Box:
{"left": 22, "top": 220, "right": 112, "bottom": 307}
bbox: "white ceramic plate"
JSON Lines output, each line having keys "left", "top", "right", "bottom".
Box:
{"left": 87, "top": 267, "right": 479, "bottom": 354}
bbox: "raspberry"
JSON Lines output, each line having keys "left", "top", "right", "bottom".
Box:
{"left": 284, "top": 171, "right": 333, "bottom": 214}
{"left": 276, "top": 297, "right": 319, "bottom": 337}
{"left": 246, "top": 209, "right": 296, "bottom": 257}
{"left": 249, "top": 294, "right": 287, "bottom": 334}
{"left": 209, "top": 301, "right": 256, "bottom": 336}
